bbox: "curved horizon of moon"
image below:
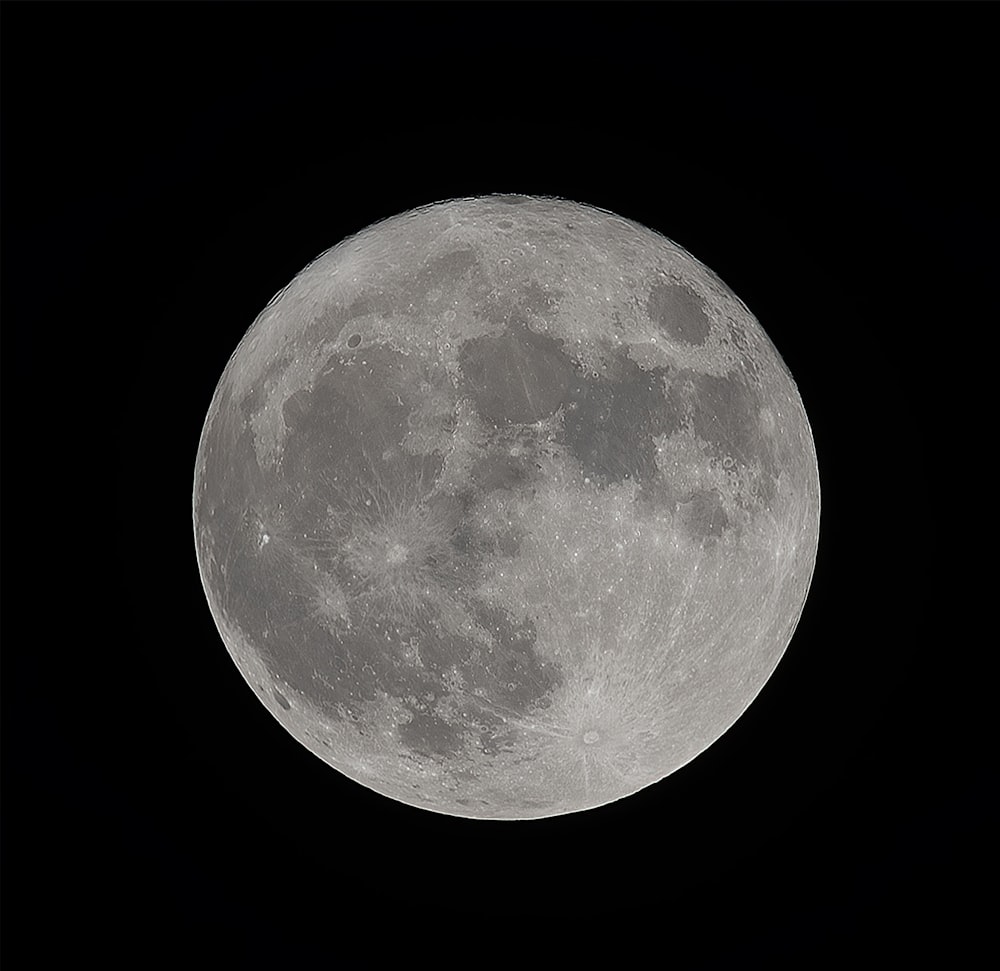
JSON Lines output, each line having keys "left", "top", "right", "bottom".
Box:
{"left": 193, "top": 195, "right": 820, "bottom": 819}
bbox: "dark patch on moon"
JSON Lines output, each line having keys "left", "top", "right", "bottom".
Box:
{"left": 281, "top": 345, "right": 417, "bottom": 490}
{"left": 238, "top": 383, "right": 263, "bottom": 422}
{"left": 562, "top": 353, "right": 680, "bottom": 486}
{"left": 667, "top": 368, "right": 778, "bottom": 507}
{"left": 339, "top": 248, "right": 482, "bottom": 323}
{"left": 194, "top": 196, "right": 820, "bottom": 819}
{"left": 239, "top": 351, "right": 298, "bottom": 423}
{"left": 467, "top": 424, "right": 556, "bottom": 497}
{"left": 394, "top": 248, "right": 483, "bottom": 314}
{"left": 340, "top": 291, "right": 389, "bottom": 323}
{"left": 466, "top": 602, "right": 560, "bottom": 710}
{"left": 459, "top": 322, "right": 574, "bottom": 424}
{"left": 469, "top": 450, "right": 532, "bottom": 493}
{"left": 398, "top": 709, "right": 466, "bottom": 759}
{"left": 675, "top": 488, "right": 730, "bottom": 544}
{"left": 416, "top": 248, "right": 479, "bottom": 288}
{"left": 205, "top": 336, "right": 567, "bottom": 741}
{"left": 688, "top": 372, "right": 763, "bottom": 466}
{"left": 647, "top": 282, "right": 711, "bottom": 346}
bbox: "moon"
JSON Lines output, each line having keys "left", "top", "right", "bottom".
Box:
{"left": 193, "top": 195, "right": 820, "bottom": 819}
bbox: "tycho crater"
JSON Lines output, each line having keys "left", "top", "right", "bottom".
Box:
{"left": 193, "top": 195, "right": 820, "bottom": 819}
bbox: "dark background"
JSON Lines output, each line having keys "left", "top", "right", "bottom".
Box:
{"left": 4, "top": 1, "right": 989, "bottom": 963}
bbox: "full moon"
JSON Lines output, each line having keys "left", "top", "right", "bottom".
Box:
{"left": 193, "top": 195, "right": 820, "bottom": 819}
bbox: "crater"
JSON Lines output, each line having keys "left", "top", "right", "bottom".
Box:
{"left": 675, "top": 488, "right": 730, "bottom": 544}
{"left": 647, "top": 281, "right": 711, "bottom": 346}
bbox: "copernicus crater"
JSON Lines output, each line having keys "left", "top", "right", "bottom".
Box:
{"left": 193, "top": 194, "right": 820, "bottom": 819}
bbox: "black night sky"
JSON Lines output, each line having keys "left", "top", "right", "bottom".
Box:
{"left": 3, "top": 2, "right": 989, "bottom": 964}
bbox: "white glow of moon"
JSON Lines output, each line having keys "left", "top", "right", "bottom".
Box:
{"left": 193, "top": 195, "right": 820, "bottom": 819}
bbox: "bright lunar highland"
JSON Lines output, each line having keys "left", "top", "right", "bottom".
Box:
{"left": 193, "top": 195, "right": 820, "bottom": 819}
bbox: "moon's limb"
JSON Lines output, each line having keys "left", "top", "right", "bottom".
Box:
{"left": 193, "top": 195, "right": 820, "bottom": 819}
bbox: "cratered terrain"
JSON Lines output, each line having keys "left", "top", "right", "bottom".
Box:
{"left": 193, "top": 195, "right": 820, "bottom": 819}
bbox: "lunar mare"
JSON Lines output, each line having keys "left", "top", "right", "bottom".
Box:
{"left": 193, "top": 195, "right": 820, "bottom": 819}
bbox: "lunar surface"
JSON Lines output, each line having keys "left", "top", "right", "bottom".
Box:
{"left": 193, "top": 195, "right": 820, "bottom": 819}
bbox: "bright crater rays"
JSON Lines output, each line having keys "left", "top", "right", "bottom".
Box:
{"left": 193, "top": 195, "right": 820, "bottom": 819}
